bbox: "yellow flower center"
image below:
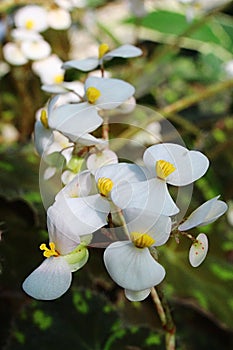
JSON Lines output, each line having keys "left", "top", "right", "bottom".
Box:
{"left": 86, "top": 87, "right": 101, "bottom": 104}
{"left": 25, "top": 19, "right": 35, "bottom": 30}
{"left": 97, "top": 177, "right": 113, "bottom": 197}
{"left": 40, "top": 242, "right": 59, "bottom": 258}
{"left": 54, "top": 74, "right": 64, "bottom": 84}
{"left": 40, "top": 109, "right": 49, "bottom": 129}
{"left": 156, "top": 160, "right": 176, "bottom": 180}
{"left": 131, "top": 232, "right": 155, "bottom": 248}
{"left": 98, "top": 43, "right": 110, "bottom": 59}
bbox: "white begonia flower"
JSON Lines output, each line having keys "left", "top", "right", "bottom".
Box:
{"left": 3, "top": 42, "right": 28, "bottom": 66}
{"left": 104, "top": 208, "right": 171, "bottom": 301}
{"left": 14, "top": 5, "right": 48, "bottom": 33}
{"left": 32, "top": 54, "right": 64, "bottom": 85}
{"left": 22, "top": 212, "right": 89, "bottom": 300}
{"left": 47, "top": 77, "right": 135, "bottom": 144}
{"left": 111, "top": 143, "right": 209, "bottom": 216}
{"left": 47, "top": 8, "right": 72, "bottom": 30}
{"left": 62, "top": 43, "right": 142, "bottom": 72}
{"left": 178, "top": 196, "right": 228, "bottom": 231}
{"left": 21, "top": 38, "right": 51, "bottom": 61}
{"left": 189, "top": 233, "right": 208, "bottom": 267}
{"left": 47, "top": 96, "right": 103, "bottom": 146}
{"left": 52, "top": 163, "right": 146, "bottom": 241}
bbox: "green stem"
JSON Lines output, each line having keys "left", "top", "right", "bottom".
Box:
{"left": 151, "top": 286, "right": 176, "bottom": 350}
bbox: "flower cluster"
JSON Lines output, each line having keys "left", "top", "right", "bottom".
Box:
{"left": 2, "top": 4, "right": 73, "bottom": 84}
{"left": 22, "top": 42, "right": 228, "bottom": 302}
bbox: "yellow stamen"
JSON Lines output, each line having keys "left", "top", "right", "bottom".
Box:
{"left": 131, "top": 232, "right": 155, "bottom": 248}
{"left": 40, "top": 242, "right": 59, "bottom": 258}
{"left": 54, "top": 74, "right": 64, "bottom": 84}
{"left": 25, "top": 19, "right": 34, "bottom": 30}
{"left": 40, "top": 109, "right": 49, "bottom": 129}
{"left": 98, "top": 43, "right": 110, "bottom": 59}
{"left": 86, "top": 87, "right": 101, "bottom": 104}
{"left": 97, "top": 177, "right": 113, "bottom": 197}
{"left": 156, "top": 160, "right": 176, "bottom": 180}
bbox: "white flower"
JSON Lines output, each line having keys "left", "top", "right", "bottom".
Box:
{"left": 0, "top": 61, "right": 10, "bottom": 78}
{"left": 52, "top": 163, "right": 146, "bottom": 241}
{"left": 104, "top": 208, "right": 171, "bottom": 301}
{"left": 22, "top": 212, "right": 89, "bottom": 300}
{"left": 189, "top": 233, "right": 208, "bottom": 267}
{"left": 111, "top": 143, "right": 209, "bottom": 216}
{"left": 47, "top": 94, "right": 103, "bottom": 146}
{"left": 47, "top": 77, "right": 134, "bottom": 143}
{"left": 63, "top": 43, "right": 142, "bottom": 72}
{"left": 55, "top": 0, "right": 87, "bottom": 10}
{"left": 14, "top": 5, "right": 48, "bottom": 33}
{"left": 178, "top": 196, "right": 227, "bottom": 267}
{"left": 47, "top": 8, "right": 72, "bottom": 30}
{"left": 11, "top": 28, "right": 42, "bottom": 41}
{"left": 3, "top": 42, "right": 28, "bottom": 66}
{"left": 21, "top": 38, "right": 51, "bottom": 61}
{"left": 178, "top": 196, "right": 228, "bottom": 231}
{"left": 32, "top": 54, "right": 64, "bottom": 85}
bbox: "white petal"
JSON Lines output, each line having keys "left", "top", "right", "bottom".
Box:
{"left": 104, "top": 241, "right": 166, "bottom": 291}
{"left": 21, "top": 39, "right": 51, "bottom": 60}
{"left": 178, "top": 196, "right": 228, "bottom": 231}
{"left": 85, "top": 77, "right": 135, "bottom": 110}
{"left": 105, "top": 44, "right": 142, "bottom": 59}
{"left": 48, "top": 102, "right": 103, "bottom": 137}
{"left": 47, "top": 8, "right": 71, "bottom": 30}
{"left": 49, "top": 194, "right": 110, "bottom": 239}
{"left": 34, "top": 120, "right": 53, "bottom": 156}
{"left": 87, "top": 149, "right": 118, "bottom": 174}
{"left": 125, "top": 288, "right": 151, "bottom": 301}
{"left": 56, "top": 170, "right": 93, "bottom": 200}
{"left": 3, "top": 42, "right": 28, "bottom": 66}
{"left": 111, "top": 178, "right": 179, "bottom": 216}
{"left": 143, "top": 143, "right": 209, "bottom": 186}
{"left": 95, "top": 163, "right": 146, "bottom": 188}
{"left": 62, "top": 57, "right": 99, "bottom": 71}
{"left": 66, "top": 132, "right": 105, "bottom": 146}
{"left": 14, "top": 5, "right": 48, "bottom": 32}
{"left": 189, "top": 233, "right": 208, "bottom": 267}
{"left": 47, "top": 207, "right": 80, "bottom": 255}
{"left": 123, "top": 208, "right": 171, "bottom": 246}
{"left": 22, "top": 257, "right": 72, "bottom": 300}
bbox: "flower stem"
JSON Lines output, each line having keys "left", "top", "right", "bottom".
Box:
{"left": 151, "top": 286, "right": 176, "bottom": 350}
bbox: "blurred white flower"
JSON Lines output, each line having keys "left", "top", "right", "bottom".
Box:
{"left": 224, "top": 60, "right": 233, "bottom": 78}
{"left": 21, "top": 38, "right": 51, "bottom": 61}
{"left": 47, "top": 8, "right": 72, "bottom": 30}
{"left": 55, "top": 0, "right": 87, "bottom": 10}
{"left": 14, "top": 5, "right": 48, "bottom": 32}
{"left": 32, "top": 54, "right": 64, "bottom": 85}
{"left": 0, "top": 123, "right": 19, "bottom": 143}
{"left": 2, "top": 42, "right": 28, "bottom": 66}
{"left": 0, "top": 61, "right": 10, "bottom": 78}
